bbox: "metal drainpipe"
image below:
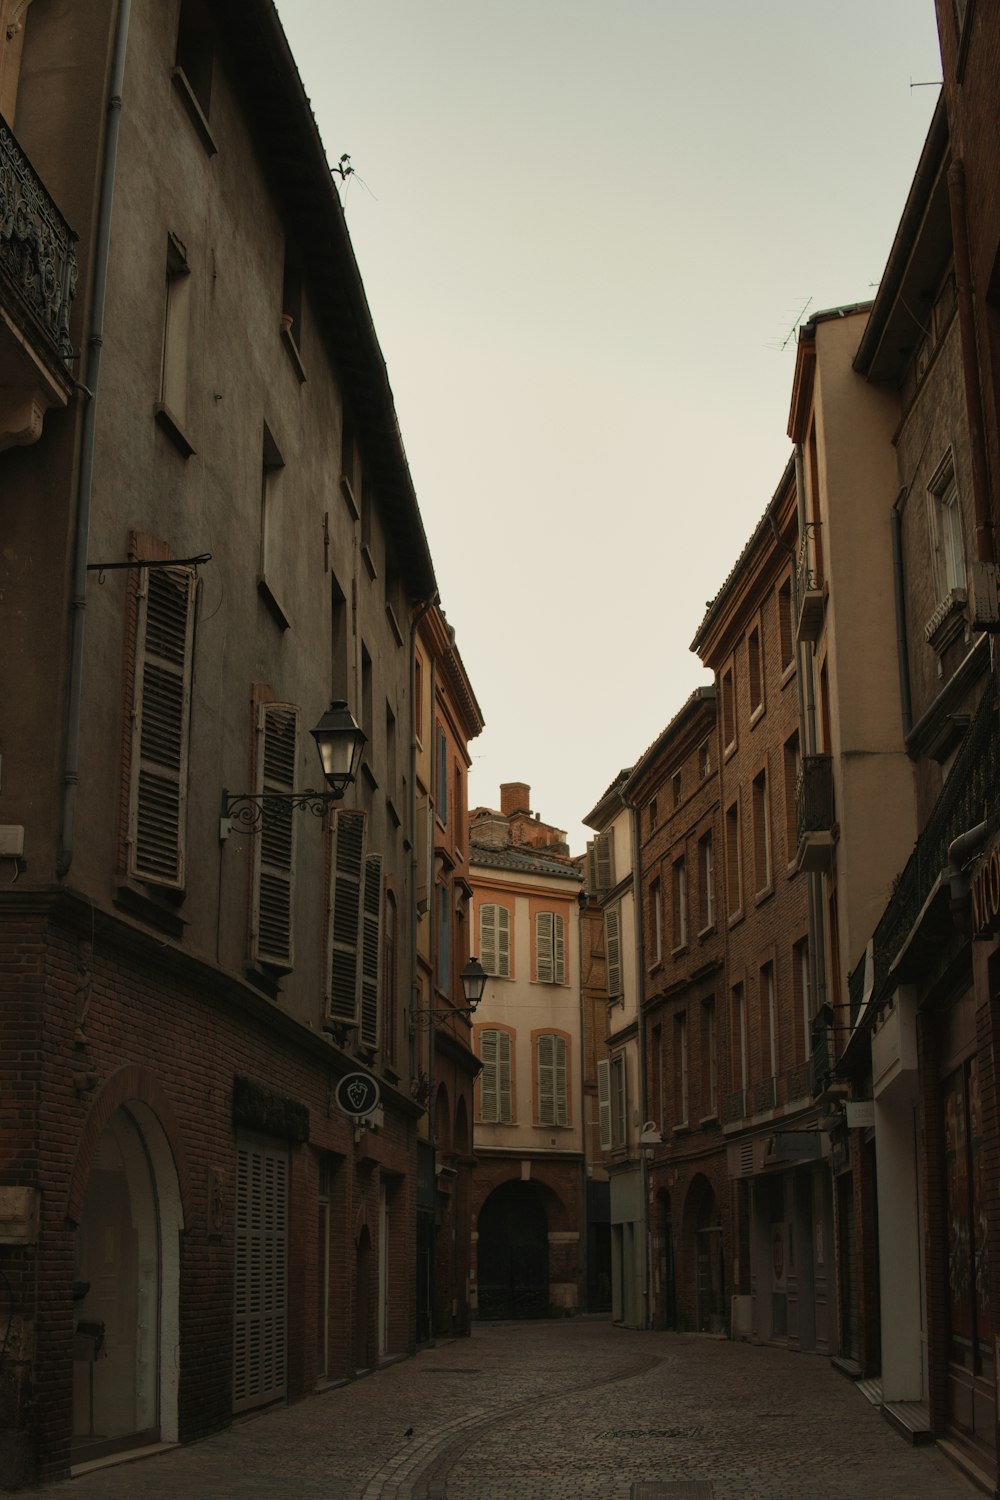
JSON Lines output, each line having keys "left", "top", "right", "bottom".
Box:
{"left": 576, "top": 887, "right": 589, "bottom": 1315}
{"left": 890, "top": 493, "right": 913, "bottom": 739}
{"left": 947, "top": 160, "right": 996, "bottom": 567}
{"left": 57, "top": 0, "right": 132, "bottom": 878}
{"left": 793, "top": 443, "right": 826, "bottom": 1016}
{"left": 410, "top": 593, "right": 438, "bottom": 1122}
{"left": 622, "top": 788, "right": 651, "bottom": 1328}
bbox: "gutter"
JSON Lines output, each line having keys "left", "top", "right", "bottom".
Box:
{"left": 57, "top": 0, "right": 131, "bottom": 877}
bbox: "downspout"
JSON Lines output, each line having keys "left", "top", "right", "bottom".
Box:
{"left": 57, "top": 0, "right": 132, "bottom": 877}
{"left": 948, "top": 819, "right": 989, "bottom": 930}
{"left": 947, "top": 161, "right": 996, "bottom": 567}
{"left": 576, "top": 886, "right": 589, "bottom": 1314}
{"left": 793, "top": 443, "right": 826, "bottom": 1017}
{"left": 890, "top": 491, "right": 913, "bottom": 739}
{"left": 623, "top": 788, "right": 651, "bottom": 1328}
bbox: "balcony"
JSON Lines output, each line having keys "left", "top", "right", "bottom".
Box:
{"left": 795, "top": 521, "right": 825, "bottom": 642}
{"left": 723, "top": 1088, "right": 746, "bottom": 1125}
{"left": 752, "top": 1076, "right": 776, "bottom": 1115}
{"left": 0, "top": 114, "right": 77, "bottom": 449}
{"left": 796, "top": 754, "right": 835, "bottom": 872}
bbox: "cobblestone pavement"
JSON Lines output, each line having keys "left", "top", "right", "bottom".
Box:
{"left": 47, "top": 1320, "right": 982, "bottom": 1499}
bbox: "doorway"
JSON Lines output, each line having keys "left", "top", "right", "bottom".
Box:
{"left": 476, "top": 1182, "right": 549, "bottom": 1320}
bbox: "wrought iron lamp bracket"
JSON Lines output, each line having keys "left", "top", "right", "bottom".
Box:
{"left": 221, "top": 788, "right": 341, "bottom": 831}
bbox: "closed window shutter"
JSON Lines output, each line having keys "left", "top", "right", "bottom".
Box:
{"left": 597, "top": 1058, "right": 612, "bottom": 1149}
{"left": 497, "top": 905, "right": 510, "bottom": 977}
{"left": 537, "top": 1034, "right": 567, "bottom": 1126}
{"left": 553, "top": 914, "right": 565, "bottom": 984}
{"left": 498, "top": 1030, "right": 513, "bottom": 1122}
{"left": 129, "top": 565, "right": 195, "bottom": 887}
{"left": 480, "top": 903, "right": 498, "bottom": 974}
{"left": 233, "top": 1138, "right": 288, "bottom": 1413}
{"left": 359, "top": 854, "right": 383, "bottom": 1048}
{"left": 535, "top": 912, "right": 554, "bottom": 983}
{"left": 595, "top": 831, "right": 615, "bottom": 892}
{"left": 327, "top": 807, "right": 366, "bottom": 1024}
{"left": 253, "top": 703, "right": 298, "bottom": 968}
{"left": 605, "top": 904, "right": 622, "bottom": 998}
{"left": 480, "top": 1029, "right": 499, "bottom": 1122}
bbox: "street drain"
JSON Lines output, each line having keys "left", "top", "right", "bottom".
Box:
{"left": 630, "top": 1485, "right": 715, "bottom": 1499}
{"left": 602, "top": 1427, "right": 704, "bottom": 1440}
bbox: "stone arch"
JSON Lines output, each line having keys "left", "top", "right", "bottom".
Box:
{"left": 682, "top": 1173, "right": 725, "bottom": 1332}
{"left": 433, "top": 1080, "right": 451, "bottom": 1153}
{"left": 454, "top": 1093, "right": 470, "bottom": 1157}
{"left": 66, "top": 1065, "right": 192, "bottom": 1228}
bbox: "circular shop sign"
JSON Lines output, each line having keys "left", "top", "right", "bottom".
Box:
{"left": 335, "top": 1070, "right": 381, "bottom": 1118}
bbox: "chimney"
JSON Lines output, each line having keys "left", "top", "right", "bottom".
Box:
{"left": 500, "top": 782, "right": 531, "bottom": 817}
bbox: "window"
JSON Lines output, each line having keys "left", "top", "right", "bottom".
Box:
{"left": 725, "top": 799, "right": 742, "bottom": 918}
{"left": 258, "top": 425, "right": 288, "bottom": 626}
{"left": 435, "top": 721, "right": 448, "bottom": 824}
{"left": 535, "top": 911, "right": 566, "bottom": 984}
{"left": 748, "top": 625, "right": 763, "bottom": 719}
{"left": 699, "top": 832, "right": 715, "bottom": 932}
{"left": 732, "top": 981, "right": 748, "bottom": 1093}
{"left": 252, "top": 702, "right": 299, "bottom": 969}
{"left": 360, "top": 474, "right": 377, "bottom": 579}
{"left": 586, "top": 830, "right": 615, "bottom": 894}
{"left": 702, "top": 997, "right": 718, "bottom": 1117}
{"left": 721, "top": 664, "right": 736, "bottom": 752}
{"left": 480, "top": 902, "right": 511, "bottom": 977}
{"left": 280, "top": 248, "right": 302, "bottom": 349}
{"left": 793, "top": 937, "right": 810, "bottom": 1063}
{"left": 675, "top": 1012, "right": 689, "bottom": 1126}
{"left": 453, "top": 763, "right": 464, "bottom": 850}
{"left": 699, "top": 741, "right": 711, "bottom": 780}
{"left": 326, "top": 807, "right": 367, "bottom": 1026}
{"left": 536, "top": 1034, "right": 569, "bottom": 1127}
{"left": 385, "top": 704, "right": 397, "bottom": 805}
{"left": 156, "top": 233, "right": 193, "bottom": 453}
{"left": 611, "top": 1052, "right": 627, "bottom": 1147}
{"left": 672, "top": 771, "right": 682, "bottom": 808}
{"left": 760, "top": 962, "right": 777, "bottom": 1080}
{"left": 778, "top": 577, "right": 794, "bottom": 674}
{"left": 783, "top": 733, "right": 800, "bottom": 868}
{"left": 605, "top": 902, "right": 623, "bottom": 998}
{"left": 340, "top": 410, "right": 358, "bottom": 515}
{"left": 414, "top": 654, "right": 424, "bottom": 745}
{"left": 330, "top": 572, "right": 348, "bottom": 699}
{"left": 650, "top": 879, "right": 662, "bottom": 965}
{"left": 752, "top": 769, "right": 771, "bottom": 895}
{"left": 651, "top": 1024, "right": 663, "bottom": 1129}
{"left": 671, "top": 857, "right": 688, "bottom": 950}
{"left": 173, "top": 0, "right": 216, "bottom": 153}
{"left": 649, "top": 797, "right": 658, "bottom": 831}
{"left": 127, "top": 563, "right": 195, "bottom": 889}
{"left": 436, "top": 883, "right": 451, "bottom": 993}
{"left": 360, "top": 855, "right": 383, "bottom": 1048}
{"left": 479, "top": 1029, "right": 513, "bottom": 1123}
{"left": 928, "top": 460, "right": 966, "bottom": 596}
{"left": 383, "top": 891, "right": 397, "bottom": 1062}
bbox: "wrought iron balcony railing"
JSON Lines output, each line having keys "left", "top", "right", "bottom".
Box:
{"left": 796, "top": 754, "right": 835, "bottom": 871}
{"left": 848, "top": 674, "right": 999, "bottom": 1026}
{"left": 795, "top": 521, "right": 824, "bottom": 641}
{"left": 0, "top": 113, "right": 77, "bottom": 367}
{"left": 723, "top": 1088, "right": 746, "bottom": 1125}
{"left": 752, "top": 1076, "right": 777, "bottom": 1115}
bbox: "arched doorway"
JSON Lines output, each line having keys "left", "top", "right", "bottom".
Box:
{"left": 356, "top": 1225, "right": 373, "bottom": 1371}
{"left": 686, "top": 1176, "right": 725, "bottom": 1333}
{"left": 72, "top": 1105, "right": 175, "bottom": 1460}
{"left": 658, "top": 1189, "right": 678, "bottom": 1330}
{"left": 476, "top": 1181, "right": 549, "bottom": 1320}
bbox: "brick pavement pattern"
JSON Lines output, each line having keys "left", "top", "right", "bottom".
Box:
{"left": 44, "top": 1321, "right": 980, "bottom": 1500}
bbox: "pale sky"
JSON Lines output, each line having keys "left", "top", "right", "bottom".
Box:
{"left": 275, "top": 0, "right": 942, "bottom": 853}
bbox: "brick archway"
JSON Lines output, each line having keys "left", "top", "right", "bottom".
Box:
{"left": 66, "top": 1064, "right": 192, "bottom": 1227}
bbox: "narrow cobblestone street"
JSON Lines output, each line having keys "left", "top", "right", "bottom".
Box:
{"left": 47, "top": 1321, "right": 980, "bottom": 1500}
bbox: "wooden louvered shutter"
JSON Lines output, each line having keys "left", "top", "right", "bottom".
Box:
{"left": 605, "top": 904, "right": 622, "bottom": 999}
{"left": 129, "top": 565, "right": 195, "bottom": 887}
{"left": 480, "top": 904, "right": 498, "bottom": 974}
{"left": 538, "top": 1035, "right": 567, "bottom": 1127}
{"left": 597, "top": 1058, "right": 612, "bottom": 1149}
{"left": 497, "top": 1030, "right": 513, "bottom": 1122}
{"left": 479, "top": 1029, "right": 498, "bottom": 1122}
{"left": 595, "top": 831, "right": 615, "bottom": 892}
{"left": 233, "top": 1137, "right": 288, "bottom": 1413}
{"left": 327, "top": 808, "right": 366, "bottom": 1025}
{"left": 497, "top": 905, "right": 510, "bottom": 977}
{"left": 553, "top": 914, "right": 565, "bottom": 984}
{"left": 535, "top": 912, "right": 554, "bottom": 983}
{"left": 359, "top": 854, "right": 383, "bottom": 1048}
{"left": 253, "top": 704, "right": 298, "bottom": 968}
